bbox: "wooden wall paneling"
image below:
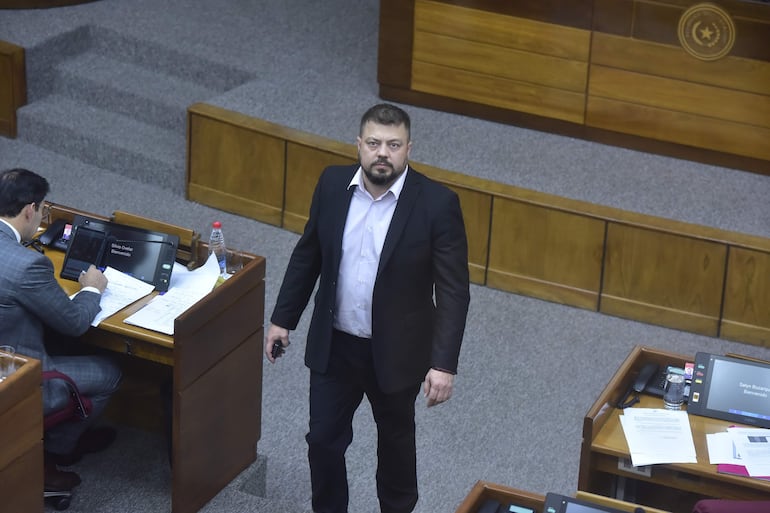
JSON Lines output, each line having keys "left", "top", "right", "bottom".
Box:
{"left": 378, "top": 0, "right": 414, "bottom": 90}
{"left": 590, "top": 32, "right": 770, "bottom": 96}
{"left": 427, "top": 0, "right": 594, "bottom": 28}
{"left": 592, "top": 0, "right": 634, "bottom": 35}
{"left": 486, "top": 198, "right": 605, "bottom": 310}
{"left": 589, "top": 64, "right": 770, "bottom": 129}
{"left": 632, "top": 0, "right": 770, "bottom": 61}
{"left": 187, "top": 106, "right": 285, "bottom": 227}
{"left": 585, "top": 95, "right": 770, "bottom": 161}
{"left": 415, "top": 0, "right": 591, "bottom": 60}
{"left": 601, "top": 223, "right": 726, "bottom": 336}
{"left": 0, "top": 40, "right": 25, "bottom": 138}
{"left": 447, "top": 185, "right": 490, "bottom": 286}
{"left": 411, "top": 0, "right": 590, "bottom": 123}
{"left": 413, "top": 32, "right": 589, "bottom": 92}
{"left": 721, "top": 247, "right": 770, "bottom": 347}
{"left": 283, "top": 142, "right": 357, "bottom": 233}
{"left": 185, "top": 106, "right": 770, "bottom": 346}
{"left": 412, "top": 62, "right": 587, "bottom": 123}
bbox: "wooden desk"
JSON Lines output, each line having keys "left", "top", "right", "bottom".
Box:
{"left": 454, "top": 480, "right": 670, "bottom": 513}
{"left": 44, "top": 205, "right": 265, "bottom": 513}
{"left": 579, "top": 346, "right": 770, "bottom": 513}
{"left": 0, "top": 354, "right": 43, "bottom": 513}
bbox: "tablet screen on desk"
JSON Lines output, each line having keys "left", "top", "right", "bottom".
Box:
{"left": 60, "top": 225, "right": 107, "bottom": 280}
{"left": 687, "top": 352, "right": 770, "bottom": 429}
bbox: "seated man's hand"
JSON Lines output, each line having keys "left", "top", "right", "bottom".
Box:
{"left": 79, "top": 265, "right": 108, "bottom": 293}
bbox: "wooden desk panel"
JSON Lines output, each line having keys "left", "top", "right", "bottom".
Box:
{"left": 0, "top": 355, "right": 43, "bottom": 513}
{"left": 453, "top": 481, "right": 544, "bottom": 513}
{"left": 579, "top": 346, "right": 770, "bottom": 513}
{"left": 454, "top": 480, "right": 672, "bottom": 513}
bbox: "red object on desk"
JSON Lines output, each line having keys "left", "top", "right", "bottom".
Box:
{"left": 716, "top": 463, "right": 770, "bottom": 481}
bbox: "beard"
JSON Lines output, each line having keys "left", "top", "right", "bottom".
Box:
{"left": 363, "top": 158, "right": 404, "bottom": 187}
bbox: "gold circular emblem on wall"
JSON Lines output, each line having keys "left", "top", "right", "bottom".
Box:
{"left": 678, "top": 3, "right": 736, "bottom": 61}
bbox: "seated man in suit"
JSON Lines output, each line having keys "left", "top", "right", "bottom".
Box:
{"left": 0, "top": 168, "right": 121, "bottom": 491}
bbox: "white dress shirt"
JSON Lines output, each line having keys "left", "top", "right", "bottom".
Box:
{"left": 333, "top": 166, "right": 409, "bottom": 338}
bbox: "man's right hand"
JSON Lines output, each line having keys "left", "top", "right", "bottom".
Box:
{"left": 79, "top": 264, "right": 108, "bottom": 293}
{"left": 265, "top": 324, "right": 290, "bottom": 364}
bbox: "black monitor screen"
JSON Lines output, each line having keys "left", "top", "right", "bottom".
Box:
{"left": 688, "top": 352, "right": 770, "bottom": 428}
{"left": 68, "top": 215, "right": 179, "bottom": 292}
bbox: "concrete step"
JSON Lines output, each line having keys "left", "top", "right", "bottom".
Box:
{"left": 54, "top": 51, "right": 218, "bottom": 131}
{"left": 88, "top": 25, "right": 255, "bottom": 92}
{"left": 26, "top": 25, "right": 255, "bottom": 101}
{"left": 17, "top": 95, "right": 186, "bottom": 195}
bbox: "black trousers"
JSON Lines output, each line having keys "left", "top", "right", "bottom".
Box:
{"left": 306, "top": 329, "right": 421, "bottom": 513}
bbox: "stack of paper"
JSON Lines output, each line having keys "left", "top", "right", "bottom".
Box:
{"left": 707, "top": 426, "right": 770, "bottom": 479}
{"left": 71, "top": 267, "right": 156, "bottom": 327}
{"left": 123, "top": 254, "right": 222, "bottom": 335}
{"left": 619, "top": 408, "right": 698, "bottom": 466}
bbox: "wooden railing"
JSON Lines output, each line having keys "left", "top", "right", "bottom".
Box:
{"left": 187, "top": 102, "right": 770, "bottom": 348}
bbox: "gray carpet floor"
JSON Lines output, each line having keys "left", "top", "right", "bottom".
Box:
{"left": 1, "top": 1, "right": 769, "bottom": 512}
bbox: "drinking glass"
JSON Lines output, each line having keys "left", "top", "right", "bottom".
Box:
{"left": 663, "top": 367, "right": 686, "bottom": 410}
{"left": 0, "top": 345, "right": 16, "bottom": 381}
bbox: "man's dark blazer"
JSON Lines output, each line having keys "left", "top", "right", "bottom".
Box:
{"left": 0, "top": 222, "right": 102, "bottom": 373}
{"left": 271, "top": 164, "right": 471, "bottom": 394}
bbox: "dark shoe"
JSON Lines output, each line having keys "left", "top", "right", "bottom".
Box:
{"left": 49, "top": 426, "right": 117, "bottom": 466}
{"left": 44, "top": 459, "right": 81, "bottom": 491}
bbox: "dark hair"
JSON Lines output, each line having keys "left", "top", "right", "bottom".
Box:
{"left": 360, "top": 103, "right": 411, "bottom": 141}
{"left": 0, "top": 168, "right": 50, "bottom": 218}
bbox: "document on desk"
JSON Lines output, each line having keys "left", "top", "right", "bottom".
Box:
{"left": 122, "top": 255, "right": 221, "bottom": 335}
{"left": 619, "top": 408, "right": 698, "bottom": 466}
{"left": 708, "top": 427, "right": 770, "bottom": 478}
{"left": 728, "top": 427, "right": 770, "bottom": 477}
{"left": 76, "top": 266, "right": 155, "bottom": 327}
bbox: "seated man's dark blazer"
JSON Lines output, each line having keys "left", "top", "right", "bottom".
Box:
{"left": 271, "top": 164, "right": 471, "bottom": 394}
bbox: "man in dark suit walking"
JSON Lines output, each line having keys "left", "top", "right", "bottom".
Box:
{"left": 0, "top": 168, "right": 121, "bottom": 491}
{"left": 266, "top": 104, "right": 471, "bottom": 513}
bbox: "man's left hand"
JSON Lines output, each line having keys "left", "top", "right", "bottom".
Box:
{"left": 423, "top": 368, "right": 454, "bottom": 407}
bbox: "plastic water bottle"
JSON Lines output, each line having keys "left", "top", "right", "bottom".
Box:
{"left": 208, "top": 221, "right": 227, "bottom": 275}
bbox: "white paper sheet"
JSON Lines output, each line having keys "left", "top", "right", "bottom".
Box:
{"left": 707, "top": 432, "right": 740, "bottom": 464}
{"left": 122, "top": 254, "right": 221, "bottom": 335}
{"left": 619, "top": 408, "right": 698, "bottom": 466}
{"left": 73, "top": 266, "right": 155, "bottom": 327}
